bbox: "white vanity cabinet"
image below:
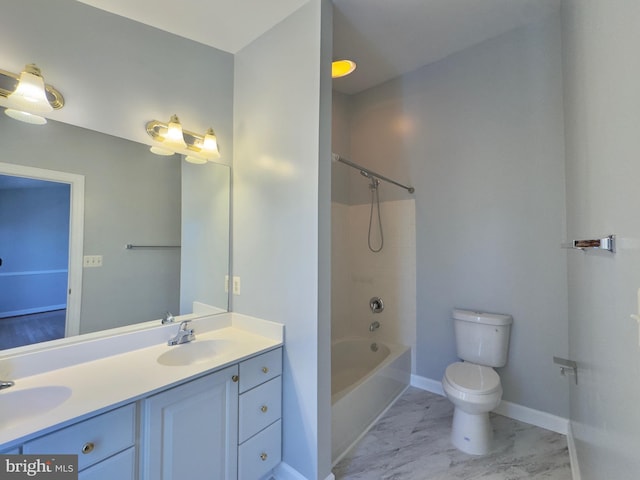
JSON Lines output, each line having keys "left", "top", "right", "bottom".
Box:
{"left": 141, "top": 364, "right": 239, "bottom": 480}
{"left": 22, "top": 403, "right": 137, "bottom": 480}
{"left": 238, "top": 348, "right": 283, "bottom": 480}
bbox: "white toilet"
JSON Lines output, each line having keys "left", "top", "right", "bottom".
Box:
{"left": 442, "top": 309, "right": 513, "bottom": 455}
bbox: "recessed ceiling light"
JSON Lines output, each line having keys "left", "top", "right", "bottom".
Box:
{"left": 332, "top": 60, "right": 356, "bottom": 79}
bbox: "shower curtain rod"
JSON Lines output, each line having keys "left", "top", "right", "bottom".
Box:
{"left": 332, "top": 153, "right": 415, "bottom": 194}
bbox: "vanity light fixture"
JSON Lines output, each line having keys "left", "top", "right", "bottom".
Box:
{"left": 0, "top": 64, "right": 64, "bottom": 125}
{"left": 146, "top": 116, "right": 221, "bottom": 163}
{"left": 332, "top": 59, "right": 357, "bottom": 79}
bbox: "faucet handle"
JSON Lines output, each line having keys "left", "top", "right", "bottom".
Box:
{"left": 162, "top": 311, "right": 175, "bottom": 324}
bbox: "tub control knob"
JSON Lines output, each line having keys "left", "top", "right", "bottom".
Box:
{"left": 369, "top": 297, "right": 384, "bottom": 313}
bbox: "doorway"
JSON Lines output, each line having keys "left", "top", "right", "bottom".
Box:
{"left": 0, "top": 162, "right": 84, "bottom": 350}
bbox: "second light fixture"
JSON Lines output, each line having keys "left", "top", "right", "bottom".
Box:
{"left": 146, "top": 114, "right": 220, "bottom": 164}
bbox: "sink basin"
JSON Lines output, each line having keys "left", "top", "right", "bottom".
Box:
{"left": 0, "top": 385, "right": 72, "bottom": 427}
{"left": 157, "top": 340, "right": 224, "bottom": 366}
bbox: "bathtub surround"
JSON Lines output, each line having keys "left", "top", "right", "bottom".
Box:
{"left": 331, "top": 199, "right": 417, "bottom": 368}
{"left": 333, "top": 388, "right": 572, "bottom": 480}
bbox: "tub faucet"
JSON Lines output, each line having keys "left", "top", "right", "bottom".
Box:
{"left": 369, "top": 321, "right": 380, "bottom": 332}
{"left": 168, "top": 320, "right": 195, "bottom": 346}
{"left": 0, "top": 379, "right": 15, "bottom": 390}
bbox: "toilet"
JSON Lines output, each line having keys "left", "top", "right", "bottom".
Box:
{"left": 442, "top": 309, "right": 513, "bottom": 455}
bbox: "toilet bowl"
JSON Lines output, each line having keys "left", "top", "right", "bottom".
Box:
{"left": 442, "top": 309, "right": 512, "bottom": 455}
{"left": 442, "top": 362, "right": 502, "bottom": 455}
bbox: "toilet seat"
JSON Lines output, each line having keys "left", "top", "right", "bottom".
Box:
{"left": 444, "top": 362, "right": 501, "bottom": 395}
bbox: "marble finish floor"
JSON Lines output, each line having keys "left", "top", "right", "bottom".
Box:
{"left": 333, "top": 388, "right": 572, "bottom": 480}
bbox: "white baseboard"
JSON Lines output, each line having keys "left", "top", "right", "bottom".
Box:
{"left": 272, "top": 462, "right": 335, "bottom": 480}
{"left": 0, "top": 304, "right": 66, "bottom": 319}
{"left": 566, "top": 423, "right": 581, "bottom": 480}
{"left": 411, "top": 374, "right": 569, "bottom": 434}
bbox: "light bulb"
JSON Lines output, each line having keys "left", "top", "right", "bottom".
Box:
{"left": 6, "top": 64, "right": 53, "bottom": 114}
{"left": 185, "top": 155, "right": 207, "bottom": 164}
{"left": 4, "top": 108, "right": 47, "bottom": 125}
{"left": 163, "top": 114, "right": 187, "bottom": 149}
{"left": 201, "top": 128, "right": 220, "bottom": 159}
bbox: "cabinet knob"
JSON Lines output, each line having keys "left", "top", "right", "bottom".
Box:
{"left": 232, "top": 375, "right": 239, "bottom": 382}
{"left": 260, "top": 405, "right": 268, "bottom": 413}
{"left": 260, "top": 452, "right": 268, "bottom": 461}
{"left": 262, "top": 366, "right": 269, "bottom": 374}
{"left": 81, "top": 442, "right": 95, "bottom": 454}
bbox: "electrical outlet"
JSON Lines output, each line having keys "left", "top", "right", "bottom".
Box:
{"left": 83, "top": 255, "right": 103, "bottom": 267}
{"left": 232, "top": 276, "right": 241, "bottom": 295}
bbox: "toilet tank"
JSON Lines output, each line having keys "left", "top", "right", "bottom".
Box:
{"left": 453, "top": 309, "right": 513, "bottom": 367}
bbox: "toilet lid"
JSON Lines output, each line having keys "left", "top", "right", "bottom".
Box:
{"left": 445, "top": 362, "right": 501, "bottom": 395}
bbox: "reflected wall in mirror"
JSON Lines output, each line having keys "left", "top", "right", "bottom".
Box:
{"left": 0, "top": 114, "right": 230, "bottom": 351}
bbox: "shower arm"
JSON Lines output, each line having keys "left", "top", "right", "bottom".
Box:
{"left": 332, "top": 154, "right": 415, "bottom": 194}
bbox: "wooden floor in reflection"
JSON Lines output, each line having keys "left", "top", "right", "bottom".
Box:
{"left": 0, "top": 309, "right": 65, "bottom": 350}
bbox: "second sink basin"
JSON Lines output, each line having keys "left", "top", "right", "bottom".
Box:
{"left": 157, "top": 340, "right": 224, "bottom": 366}
{"left": 0, "top": 385, "right": 72, "bottom": 428}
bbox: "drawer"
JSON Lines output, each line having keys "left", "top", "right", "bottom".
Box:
{"left": 23, "top": 403, "right": 136, "bottom": 471}
{"left": 239, "top": 376, "right": 282, "bottom": 443}
{"left": 1, "top": 448, "right": 19, "bottom": 454}
{"left": 238, "top": 419, "right": 281, "bottom": 480}
{"left": 79, "top": 447, "right": 135, "bottom": 480}
{"left": 239, "top": 348, "right": 282, "bottom": 393}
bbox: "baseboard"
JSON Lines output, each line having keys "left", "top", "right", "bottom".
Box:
{"left": 0, "top": 304, "right": 66, "bottom": 319}
{"left": 411, "top": 374, "right": 569, "bottom": 434}
{"left": 272, "top": 462, "right": 335, "bottom": 480}
{"left": 411, "top": 374, "right": 444, "bottom": 396}
{"left": 566, "top": 422, "right": 581, "bottom": 480}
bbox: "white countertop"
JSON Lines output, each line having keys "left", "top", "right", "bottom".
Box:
{"left": 0, "top": 312, "right": 283, "bottom": 448}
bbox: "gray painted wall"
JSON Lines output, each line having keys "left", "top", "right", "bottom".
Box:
{"left": 233, "top": 1, "right": 331, "bottom": 477}
{"left": 563, "top": 0, "right": 640, "bottom": 477}
{"left": 337, "top": 15, "right": 569, "bottom": 417}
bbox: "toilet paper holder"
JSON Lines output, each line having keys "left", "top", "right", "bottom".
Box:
{"left": 553, "top": 356, "right": 578, "bottom": 384}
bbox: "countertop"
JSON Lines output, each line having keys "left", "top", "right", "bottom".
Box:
{"left": 0, "top": 312, "right": 283, "bottom": 448}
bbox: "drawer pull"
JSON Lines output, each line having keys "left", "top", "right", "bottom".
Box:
{"left": 232, "top": 375, "right": 239, "bottom": 382}
{"left": 262, "top": 367, "right": 269, "bottom": 374}
{"left": 260, "top": 405, "right": 268, "bottom": 413}
{"left": 260, "top": 452, "right": 268, "bottom": 461}
{"left": 81, "top": 442, "right": 95, "bottom": 454}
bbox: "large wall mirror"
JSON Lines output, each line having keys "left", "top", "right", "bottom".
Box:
{"left": 0, "top": 0, "right": 234, "bottom": 355}
{"left": 0, "top": 115, "right": 230, "bottom": 352}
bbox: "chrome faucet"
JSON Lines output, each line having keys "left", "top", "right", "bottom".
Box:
{"left": 369, "top": 321, "right": 380, "bottom": 332}
{"left": 161, "top": 311, "right": 175, "bottom": 324}
{"left": 0, "top": 380, "right": 15, "bottom": 390}
{"left": 168, "top": 320, "right": 195, "bottom": 346}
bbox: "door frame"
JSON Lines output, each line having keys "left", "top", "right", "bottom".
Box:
{"left": 0, "top": 162, "right": 84, "bottom": 337}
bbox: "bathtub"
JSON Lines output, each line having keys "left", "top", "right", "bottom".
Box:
{"left": 331, "top": 337, "right": 411, "bottom": 463}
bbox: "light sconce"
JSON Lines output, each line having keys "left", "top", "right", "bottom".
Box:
{"left": 146, "top": 115, "right": 221, "bottom": 164}
{"left": 0, "top": 64, "right": 64, "bottom": 125}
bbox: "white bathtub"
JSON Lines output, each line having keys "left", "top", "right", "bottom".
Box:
{"left": 331, "top": 337, "right": 411, "bottom": 463}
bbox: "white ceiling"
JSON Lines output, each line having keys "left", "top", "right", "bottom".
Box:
{"left": 78, "top": 0, "right": 561, "bottom": 95}
{"left": 332, "top": 0, "right": 561, "bottom": 94}
{"left": 77, "top": 0, "right": 309, "bottom": 54}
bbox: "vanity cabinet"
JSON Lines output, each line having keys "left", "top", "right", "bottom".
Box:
{"left": 22, "top": 403, "right": 136, "bottom": 480}
{"left": 141, "top": 364, "right": 239, "bottom": 480}
{"left": 4, "top": 346, "right": 282, "bottom": 480}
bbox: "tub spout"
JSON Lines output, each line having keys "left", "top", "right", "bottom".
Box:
{"left": 369, "top": 321, "right": 380, "bottom": 332}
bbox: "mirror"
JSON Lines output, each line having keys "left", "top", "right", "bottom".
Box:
{"left": 0, "top": 115, "right": 230, "bottom": 351}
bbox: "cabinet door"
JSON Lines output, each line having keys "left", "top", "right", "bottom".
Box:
{"left": 79, "top": 447, "right": 135, "bottom": 480}
{"left": 142, "top": 365, "right": 239, "bottom": 480}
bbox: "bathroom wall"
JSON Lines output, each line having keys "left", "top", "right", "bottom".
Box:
{"left": 342, "top": 14, "right": 570, "bottom": 417}
{"left": 562, "top": 0, "right": 640, "bottom": 477}
{"left": 233, "top": 1, "right": 332, "bottom": 479}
